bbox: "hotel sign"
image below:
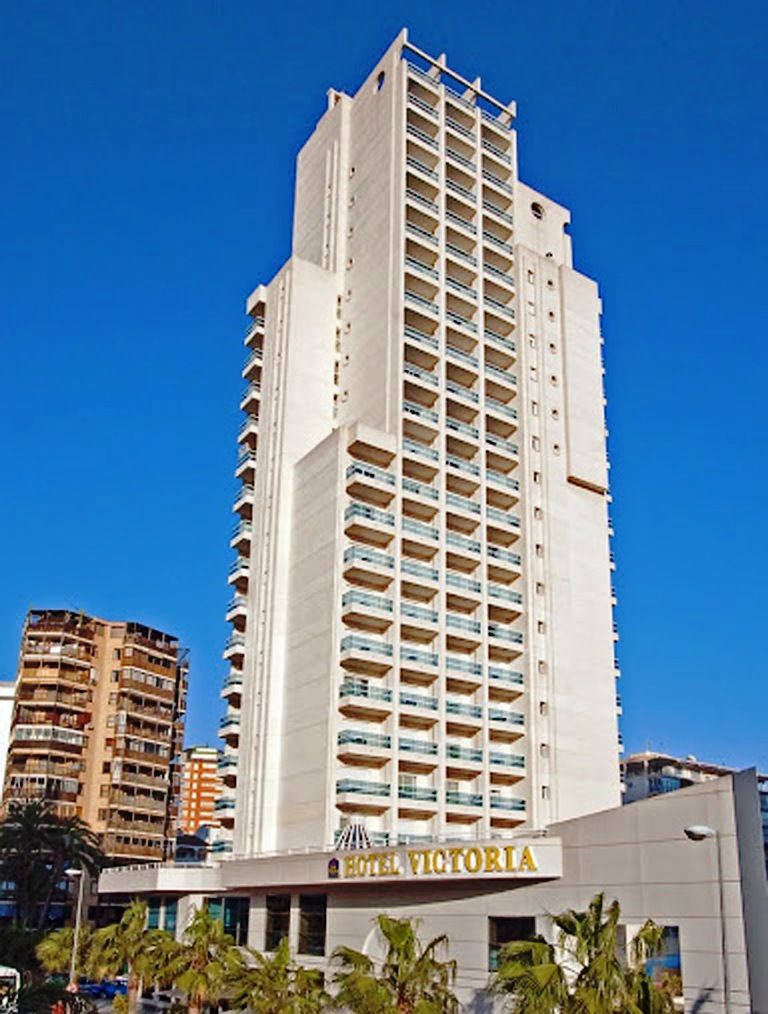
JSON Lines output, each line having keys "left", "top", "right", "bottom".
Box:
{"left": 328, "top": 839, "right": 560, "bottom": 882}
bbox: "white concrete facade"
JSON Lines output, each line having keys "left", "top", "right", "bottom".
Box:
{"left": 219, "top": 30, "right": 621, "bottom": 856}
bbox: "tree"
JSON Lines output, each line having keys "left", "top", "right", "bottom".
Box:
{"left": 0, "top": 800, "right": 103, "bottom": 929}
{"left": 490, "top": 894, "right": 674, "bottom": 1014}
{"left": 226, "top": 937, "right": 330, "bottom": 1013}
{"left": 161, "top": 905, "right": 237, "bottom": 1014}
{"left": 332, "top": 914, "right": 458, "bottom": 1014}
{"left": 36, "top": 925, "right": 92, "bottom": 976}
{"left": 85, "top": 900, "right": 175, "bottom": 1014}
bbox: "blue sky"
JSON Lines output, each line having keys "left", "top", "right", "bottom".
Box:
{"left": 1, "top": 1, "right": 766, "bottom": 771}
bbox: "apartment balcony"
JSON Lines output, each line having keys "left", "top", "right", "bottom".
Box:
{"left": 344, "top": 501, "right": 395, "bottom": 548}
{"left": 225, "top": 593, "right": 248, "bottom": 627}
{"left": 488, "top": 666, "right": 524, "bottom": 701}
{"left": 445, "top": 654, "right": 482, "bottom": 694}
{"left": 488, "top": 707, "right": 525, "bottom": 743}
{"left": 340, "top": 635, "right": 393, "bottom": 676}
{"left": 239, "top": 382, "right": 261, "bottom": 415}
{"left": 220, "top": 670, "right": 243, "bottom": 703}
{"left": 341, "top": 590, "right": 393, "bottom": 634}
{"left": 17, "top": 688, "right": 90, "bottom": 712}
{"left": 481, "top": 135, "right": 512, "bottom": 165}
{"left": 235, "top": 449, "right": 257, "bottom": 483}
{"left": 445, "top": 698, "right": 482, "bottom": 737}
{"left": 397, "top": 783, "right": 438, "bottom": 819}
{"left": 107, "top": 817, "right": 165, "bottom": 837}
{"left": 346, "top": 462, "right": 396, "bottom": 506}
{"left": 406, "top": 121, "right": 439, "bottom": 153}
{"left": 218, "top": 713, "right": 240, "bottom": 745}
{"left": 403, "top": 399, "right": 439, "bottom": 442}
{"left": 242, "top": 343, "right": 263, "bottom": 380}
{"left": 339, "top": 680, "right": 392, "bottom": 721}
{"left": 398, "top": 736, "right": 438, "bottom": 774}
{"left": 485, "top": 328, "right": 516, "bottom": 362}
{"left": 244, "top": 315, "right": 265, "bottom": 348}
{"left": 343, "top": 545, "right": 394, "bottom": 591}
{"left": 399, "top": 646, "right": 439, "bottom": 683}
{"left": 223, "top": 633, "right": 246, "bottom": 667}
{"left": 400, "top": 601, "right": 438, "bottom": 641}
{"left": 445, "top": 789, "right": 484, "bottom": 824}
{"left": 238, "top": 416, "right": 259, "bottom": 448}
{"left": 214, "top": 796, "right": 236, "bottom": 816}
{"left": 400, "top": 559, "right": 439, "bottom": 604}
{"left": 482, "top": 229, "right": 514, "bottom": 257}
{"left": 336, "top": 778, "right": 390, "bottom": 815}
{"left": 401, "top": 477, "right": 439, "bottom": 517}
{"left": 337, "top": 729, "right": 391, "bottom": 767}
{"left": 230, "top": 519, "right": 252, "bottom": 553}
{"left": 217, "top": 754, "right": 238, "bottom": 787}
{"left": 406, "top": 154, "right": 439, "bottom": 184}
{"left": 407, "top": 89, "right": 439, "bottom": 120}
{"left": 12, "top": 724, "right": 85, "bottom": 755}
{"left": 233, "top": 484, "right": 254, "bottom": 518}
{"left": 404, "top": 361, "right": 439, "bottom": 395}
{"left": 109, "top": 792, "right": 167, "bottom": 816}
{"left": 486, "top": 472, "right": 520, "bottom": 510}
{"left": 489, "top": 750, "right": 526, "bottom": 785}
{"left": 446, "top": 143, "right": 476, "bottom": 174}
{"left": 482, "top": 167, "right": 513, "bottom": 196}
{"left": 445, "top": 571, "right": 482, "bottom": 611}
{"left": 406, "top": 106, "right": 439, "bottom": 145}
{"left": 402, "top": 437, "right": 439, "bottom": 483}
{"left": 227, "top": 556, "right": 249, "bottom": 591}
{"left": 399, "top": 689, "right": 438, "bottom": 730}
{"left": 490, "top": 794, "right": 526, "bottom": 828}
{"left": 402, "top": 517, "right": 439, "bottom": 560}
{"left": 404, "top": 254, "right": 439, "bottom": 288}
{"left": 446, "top": 743, "right": 483, "bottom": 780}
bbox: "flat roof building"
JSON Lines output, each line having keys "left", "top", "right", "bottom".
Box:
{"left": 178, "top": 745, "right": 221, "bottom": 834}
{"left": 0, "top": 681, "right": 15, "bottom": 792}
{"left": 3, "top": 608, "right": 188, "bottom": 863}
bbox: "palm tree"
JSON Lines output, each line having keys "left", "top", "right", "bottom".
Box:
{"left": 36, "top": 925, "right": 92, "bottom": 975}
{"left": 161, "top": 905, "right": 236, "bottom": 1014}
{"left": 0, "top": 800, "right": 103, "bottom": 929}
{"left": 490, "top": 894, "right": 673, "bottom": 1014}
{"left": 226, "top": 937, "right": 330, "bottom": 1013}
{"left": 332, "top": 914, "right": 458, "bottom": 1014}
{"left": 86, "top": 900, "right": 175, "bottom": 1014}
{"left": 488, "top": 937, "right": 569, "bottom": 1014}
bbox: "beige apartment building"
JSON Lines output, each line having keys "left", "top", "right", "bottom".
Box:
{"left": 3, "top": 608, "right": 188, "bottom": 862}
{"left": 179, "top": 745, "right": 221, "bottom": 834}
{"left": 219, "top": 30, "right": 621, "bottom": 856}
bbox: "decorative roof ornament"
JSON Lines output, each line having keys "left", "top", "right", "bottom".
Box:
{"left": 336, "top": 821, "right": 372, "bottom": 851}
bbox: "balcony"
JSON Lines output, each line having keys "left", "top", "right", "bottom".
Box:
{"left": 406, "top": 122, "right": 439, "bottom": 151}
{"left": 488, "top": 707, "right": 525, "bottom": 743}
{"left": 339, "top": 680, "right": 392, "bottom": 721}
{"left": 218, "top": 714, "right": 240, "bottom": 744}
{"left": 223, "top": 632, "right": 246, "bottom": 664}
{"left": 402, "top": 476, "right": 439, "bottom": 504}
{"left": 406, "top": 154, "right": 438, "bottom": 180}
{"left": 239, "top": 383, "right": 261, "bottom": 414}
{"left": 341, "top": 590, "right": 393, "bottom": 633}
{"left": 401, "top": 558, "right": 439, "bottom": 587}
{"left": 244, "top": 315, "right": 265, "bottom": 345}
{"left": 225, "top": 593, "right": 248, "bottom": 626}
{"left": 227, "top": 556, "right": 249, "bottom": 590}
{"left": 344, "top": 502, "right": 395, "bottom": 548}
{"left": 218, "top": 754, "right": 238, "bottom": 785}
{"left": 398, "top": 783, "right": 438, "bottom": 819}
{"left": 446, "top": 744, "right": 483, "bottom": 781}
{"left": 340, "top": 635, "right": 393, "bottom": 676}
{"left": 238, "top": 416, "right": 259, "bottom": 448}
{"left": 235, "top": 450, "right": 257, "bottom": 484}
{"left": 446, "top": 146, "right": 476, "bottom": 172}
{"left": 407, "top": 91, "right": 438, "bottom": 120}
{"left": 445, "top": 700, "right": 483, "bottom": 737}
{"left": 489, "top": 751, "right": 526, "bottom": 785}
{"left": 490, "top": 795, "right": 526, "bottom": 828}
{"left": 221, "top": 670, "right": 243, "bottom": 701}
{"left": 400, "top": 646, "right": 439, "bottom": 682}
{"left": 399, "top": 690, "right": 438, "bottom": 730}
{"left": 336, "top": 778, "right": 390, "bottom": 815}
{"left": 346, "top": 462, "right": 396, "bottom": 506}
{"left": 403, "top": 400, "right": 439, "bottom": 441}
{"left": 482, "top": 230, "right": 514, "bottom": 255}
{"left": 242, "top": 347, "right": 263, "bottom": 381}
{"left": 337, "top": 729, "right": 391, "bottom": 767}
{"left": 446, "top": 654, "right": 482, "bottom": 693}
{"left": 488, "top": 667, "right": 524, "bottom": 701}
{"left": 233, "top": 484, "right": 254, "bottom": 518}
{"left": 398, "top": 735, "right": 438, "bottom": 774}
{"left": 482, "top": 138, "right": 512, "bottom": 164}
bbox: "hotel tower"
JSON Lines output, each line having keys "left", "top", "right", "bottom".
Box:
{"left": 219, "top": 31, "right": 621, "bottom": 857}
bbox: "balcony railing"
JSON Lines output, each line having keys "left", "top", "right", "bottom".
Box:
{"left": 446, "top": 344, "right": 478, "bottom": 369}
{"left": 405, "top": 187, "right": 439, "bottom": 213}
{"left": 404, "top": 400, "right": 439, "bottom": 424}
{"left": 402, "top": 477, "right": 439, "bottom": 501}
{"left": 446, "top": 790, "right": 483, "bottom": 807}
{"left": 486, "top": 397, "right": 518, "bottom": 420}
{"left": 446, "top": 380, "right": 479, "bottom": 403}
{"left": 482, "top": 201, "right": 514, "bottom": 225}
{"left": 447, "top": 531, "right": 480, "bottom": 554}
{"left": 488, "top": 584, "right": 523, "bottom": 604}
{"left": 399, "top": 690, "right": 438, "bottom": 711}
{"left": 405, "top": 255, "right": 439, "bottom": 279}
{"left": 446, "top": 453, "right": 479, "bottom": 478}
{"left": 343, "top": 546, "right": 395, "bottom": 570}
{"left": 338, "top": 730, "right": 391, "bottom": 749}
{"left": 339, "top": 681, "right": 393, "bottom": 702}
{"left": 446, "top": 571, "right": 481, "bottom": 593}
{"left": 399, "top": 785, "right": 437, "bottom": 801}
{"left": 405, "top": 222, "right": 438, "bottom": 247}
{"left": 446, "top": 656, "right": 483, "bottom": 675}
{"left": 446, "top": 242, "right": 477, "bottom": 267}
{"left": 482, "top": 170, "right": 513, "bottom": 194}
{"left": 342, "top": 590, "right": 393, "bottom": 613}
{"left": 346, "top": 462, "right": 395, "bottom": 486}
{"left": 485, "top": 296, "right": 515, "bottom": 320}
{"left": 404, "top": 362, "right": 439, "bottom": 387}
{"left": 405, "top": 289, "right": 439, "bottom": 315}
{"left": 337, "top": 779, "right": 390, "bottom": 797}
{"left": 487, "top": 471, "right": 520, "bottom": 492}
{"left": 340, "top": 636, "right": 393, "bottom": 657}
{"left": 488, "top": 626, "right": 524, "bottom": 644}
{"left": 400, "top": 647, "right": 438, "bottom": 667}
{"left": 406, "top": 155, "right": 438, "bottom": 179}
{"left": 404, "top": 324, "right": 439, "bottom": 350}
{"left": 447, "top": 744, "right": 483, "bottom": 762}
{"left": 446, "top": 147, "right": 475, "bottom": 170}
{"left": 399, "top": 737, "right": 437, "bottom": 755}
{"left": 488, "top": 708, "right": 525, "bottom": 726}
{"left": 345, "top": 502, "right": 395, "bottom": 527}
{"left": 485, "top": 363, "right": 517, "bottom": 385}
{"left": 403, "top": 517, "right": 439, "bottom": 540}
{"left": 482, "top": 139, "right": 512, "bottom": 163}
{"left": 403, "top": 437, "right": 439, "bottom": 461}
{"left": 446, "top": 699, "right": 482, "bottom": 718}
{"left": 407, "top": 93, "right": 439, "bottom": 119}
{"left": 482, "top": 231, "right": 514, "bottom": 254}
{"left": 488, "top": 546, "right": 521, "bottom": 565}
{"left": 445, "top": 211, "right": 476, "bottom": 235}
{"left": 490, "top": 796, "right": 525, "bottom": 811}
{"left": 489, "top": 751, "right": 526, "bottom": 768}
{"left": 486, "top": 433, "right": 519, "bottom": 456}
{"left": 447, "top": 613, "right": 481, "bottom": 634}
{"left": 401, "top": 602, "right": 438, "bottom": 623}
{"left": 401, "top": 559, "right": 439, "bottom": 582}
{"left": 487, "top": 507, "right": 521, "bottom": 528}
{"left": 488, "top": 667, "right": 524, "bottom": 687}
{"left": 406, "top": 124, "right": 438, "bottom": 149}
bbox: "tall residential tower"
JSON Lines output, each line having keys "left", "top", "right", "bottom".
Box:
{"left": 3, "top": 609, "right": 188, "bottom": 862}
{"left": 220, "top": 31, "right": 621, "bottom": 856}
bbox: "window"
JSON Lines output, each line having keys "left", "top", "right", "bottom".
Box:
{"left": 537, "top": 621, "right": 546, "bottom": 634}
{"left": 489, "top": 916, "right": 536, "bottom": 970}
{"left": 531, "top": 436, "right": 540, "bottom": 451}
{"left": 164, "top": 899, "right": 178, "bottom": 935}
{"left": 265, "top": 894, "right": 291, "bottom": 951}
{"left": 535, "top": 582, "right": 545, "bottom": 595}
{"left": 223, "top": 896, "right": 250, "bottom": 946}
{"left": 531, "top": 202, "right": 545, "bottom": 220}
{"left": 147, "top": 900, "right": 160, "bottom": 929}
{"left": 299, "top": 894, "right": 327, "bottom": 956}
{"left": 376, "top": 70, "right": 386, "bottom": 92}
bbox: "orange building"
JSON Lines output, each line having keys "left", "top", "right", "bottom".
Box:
{"left": 178, "top": 745, "right": 221, "bottom": 833}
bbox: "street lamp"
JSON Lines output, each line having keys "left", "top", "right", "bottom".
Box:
{"left": 65, "top": 868, "right": 85, "bottom": 992}
{"left": 683, "top": 825, "right": 729, "bottom": 1014}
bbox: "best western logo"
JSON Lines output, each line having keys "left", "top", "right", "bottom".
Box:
{"left": 330, "top": 844, "right": 538, "bottom": 879}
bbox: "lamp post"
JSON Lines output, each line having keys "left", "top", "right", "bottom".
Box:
{"left": 684, "top": 825, "right": 729, "bottom": 1014}
{"left": 65, "top": 868, "right": 85, "bottom": 992}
